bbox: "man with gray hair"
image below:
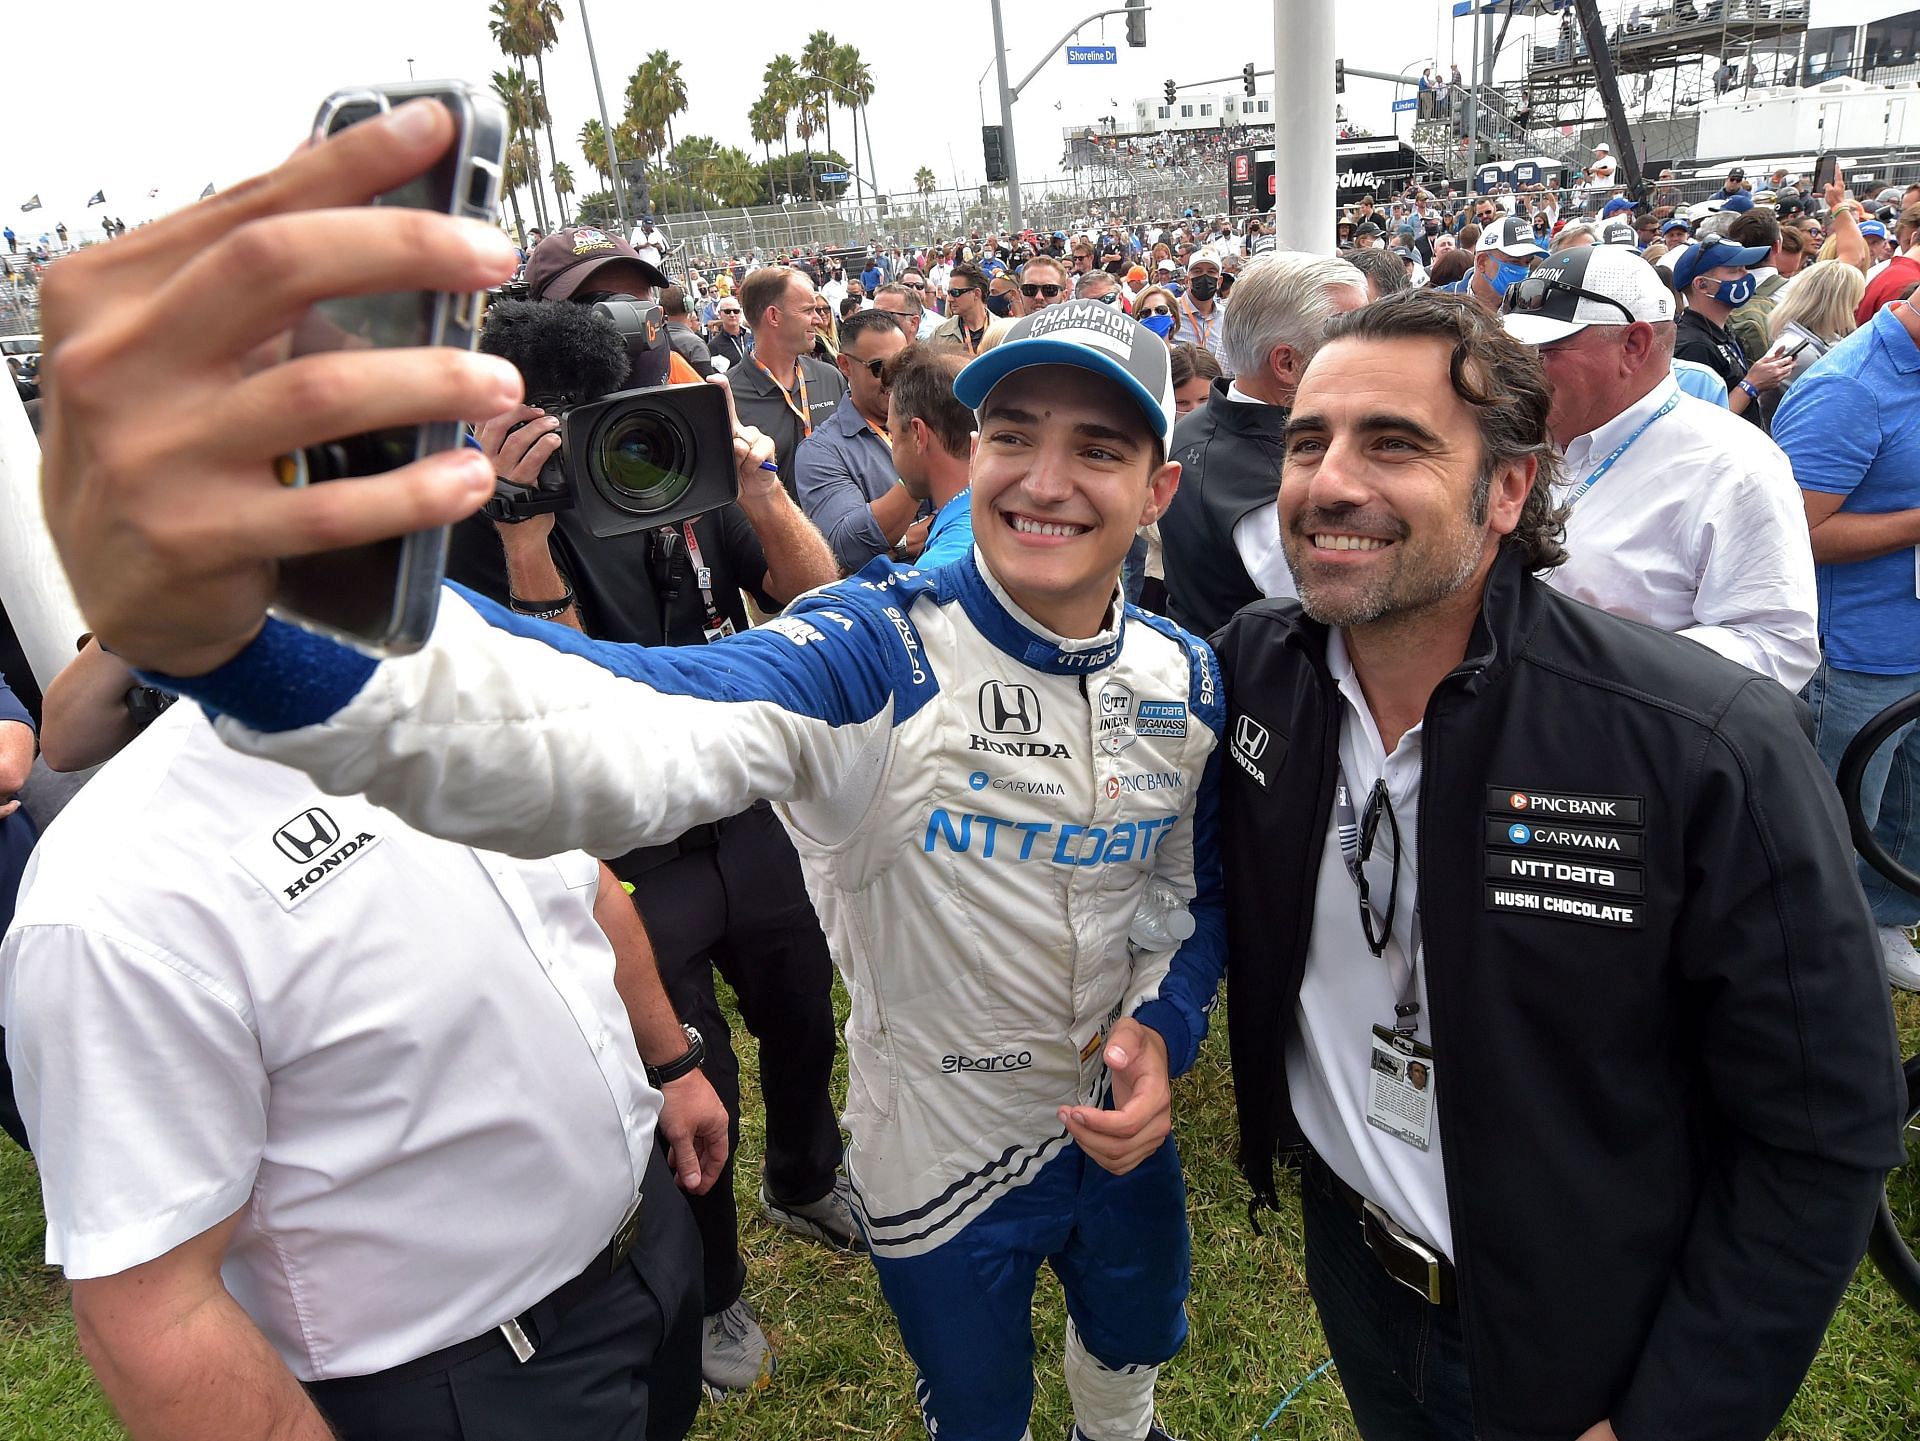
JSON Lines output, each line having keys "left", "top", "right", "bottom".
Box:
{"left": 1159, "top": 251, "right": 1369, "bottom": 633}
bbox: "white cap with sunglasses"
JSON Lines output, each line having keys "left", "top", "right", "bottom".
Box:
{"left": 1498, "top": 244, "right": 1674, "bottom": 347}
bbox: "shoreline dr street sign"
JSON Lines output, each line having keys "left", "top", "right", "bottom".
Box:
{"left": 820, "top": 170, "right": 850, "bottom": 183}
{"left": 1067, "top": 45, "right": 1118, "bottom": 64}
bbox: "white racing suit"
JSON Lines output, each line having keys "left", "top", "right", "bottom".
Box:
{"left": 167, "top": 551, "right": 1227, "bottom": 1440}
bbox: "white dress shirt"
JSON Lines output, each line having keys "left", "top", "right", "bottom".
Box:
{"left": 1225, "top": 381, "right": 1299, "bottom": 604}
{"left": 2, "top": 705, "right": 661, "bottom": 1380}
{"left": 1286, "top": 630, "right": 1453, "bottom": 1258}
{"left": 1542, "top": 374, "right": 1820, "bottom": 690}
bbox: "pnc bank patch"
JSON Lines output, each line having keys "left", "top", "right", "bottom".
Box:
{"left": 1487, "top": 785, "right": 1643, "bottom": 826}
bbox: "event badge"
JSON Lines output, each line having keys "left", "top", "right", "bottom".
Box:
{"left": 702, "top": 618, "right": 737, "bottom": 644}
{"left": 1366, "top": 1024, "right": 1435, "bottom": 1152}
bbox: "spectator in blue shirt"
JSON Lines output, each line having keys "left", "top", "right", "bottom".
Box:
{"left": 0, "top": 671, "right": 37, "bottom": 1150}
{"left": 885, "top": 345, "right": 975, "bottom": 570}
{"left": 794, "top": 310, "right": 915, "bottom": 573}
{"left": 860, "top": 257, "right": 884, "bottom": 294}
{"left": 1774, "top": 298, "right": 1920, "bottom": 987}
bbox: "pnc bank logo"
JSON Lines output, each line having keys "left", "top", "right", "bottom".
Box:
{"left": 979, "top": 680, "right": 1042, "bottom": 736}
{"left": 273, "top": 808, "right": 341, "bottom": 863}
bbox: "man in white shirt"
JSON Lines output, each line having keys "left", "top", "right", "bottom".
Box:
{"left": 1501, "top": 243, "right": 1818, "bottom": 689}
{"left": 1159, "top": 252, "right": 1369, "bottom": 634}
{"left": 632, "top": 216, "right": 670, "bottom": 269}
{"left": 3, "top": 700, "right": 729, "bottom": 1441}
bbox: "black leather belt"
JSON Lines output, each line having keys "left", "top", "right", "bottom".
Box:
{"left": 617, "top": 821, "right": 726, "bottom": 879}
{"left": 310, "top": 1190, "right": 647, "bottom": 1390}
{"left": 1313, "top": 1155, "right": 1456, "bottom": 1307}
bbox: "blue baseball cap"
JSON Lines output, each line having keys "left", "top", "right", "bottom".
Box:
{"left": 1671, "top": 235, "right": 1772, "bottom": 291}
{"left": 954, "top": 299, "right": 1175, "bottom": 447}
{"left": 1660, "top": 217, "right": 1691, "bottom": 235}
{"left": 1601, "top": 196, "right": 1634, "bottom": 218}
{"left": 1720, "top": 191, "right": 1755, "bottom": 213}
{"left": 1860, "top": 220, "right": 1889, "bottom": 240}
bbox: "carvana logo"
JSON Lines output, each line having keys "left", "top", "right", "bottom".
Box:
{"left": 969, "top": 771, "right": 990, "bottom": 791}
{"left": 1508, "top": 823, "right": 1531, "bottom": 845}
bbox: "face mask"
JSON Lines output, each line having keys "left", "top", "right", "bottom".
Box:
{"left": 1141, "top": 312, "right": 1176, "bottom": 339}
{"left": 1188, "top": 274, "right": 1220, "bottom": 301}
{"left": 986, "top": 292, "right": 1014, "bottom": 317}
{"left": 1490, "top": 260, "right": 1532, "bottom": 296}
{"left": 1707, "top": 274, "right": 1756, "bottom": 307}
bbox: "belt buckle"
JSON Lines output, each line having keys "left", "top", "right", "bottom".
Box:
{"left": 611, "top": 1190, "right": 645, "bottom": 1273}
{"left": 499, "top": 1316, "right": 536, "bottom": 1363}
{"left": 1360, "top": 1199, "right": 1445, "bottom": 1305}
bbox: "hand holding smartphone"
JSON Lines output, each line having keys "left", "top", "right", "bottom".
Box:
{"left": 274, "top": 82, "right": 509, "bottom": 655}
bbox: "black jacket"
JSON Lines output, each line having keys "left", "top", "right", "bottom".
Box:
{"left": 1212, "top": 548, "right": 1905, "bottom": 1441}
{"left": 1159, "top": 378, "right": 1288, "bottom": 636}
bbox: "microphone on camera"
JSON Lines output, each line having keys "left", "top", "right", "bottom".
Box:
{"left": 478, "top": 298, "right": 631, "bottom": 410}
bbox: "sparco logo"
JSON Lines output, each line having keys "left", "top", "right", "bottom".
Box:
{"left": 274, "top": 808, "right": 341, "bottom": 863}
{"left": 283, "top": 832, "right": 378, "bottom": 900}
{"left": 979, "top": 680, "right": 1041, "bottom": 735}
{"left": 942, "top": 1051, "right": 1034, "bottom": 1074}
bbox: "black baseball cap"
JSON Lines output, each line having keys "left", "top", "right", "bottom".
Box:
{"left": 525, "top": 225, "right": 670, "bottom": 302}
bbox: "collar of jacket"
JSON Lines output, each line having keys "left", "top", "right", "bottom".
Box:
{"left": 949, "top": 548, "right": 1127, "bottom": 676}
{"left": 1202, "top": 375, "right": 1288, "bottom": 437}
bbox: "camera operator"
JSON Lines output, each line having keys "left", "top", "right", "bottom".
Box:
{"left": 461, "top": 227, "right": 848, "bottom": 1396}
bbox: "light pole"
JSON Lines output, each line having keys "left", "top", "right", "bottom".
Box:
{"left": 977, "top": 51, "right": 1013, "bottom": 129}
{"left": 989, "top": 0, "right": 1023, "bottom": 230}
{"left": 578, "top": 0, "right": 629, "bottom": 233}
{"left": 1272, "top": 0, "right": 1335, "bottom": 254}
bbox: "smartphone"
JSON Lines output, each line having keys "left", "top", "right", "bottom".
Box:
{"left": 1814, "top": 152, "right": 1838, "bottom": 194}
{"left": 273, "top": 82, "right": 508, "bottom": 656}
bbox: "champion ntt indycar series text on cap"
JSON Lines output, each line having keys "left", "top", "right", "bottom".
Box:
{"left": 954, "top": 299, "right": 1176, "bottom": 447}
{"left": 147, "top": 454, "right": 1224, "bottom": 1266}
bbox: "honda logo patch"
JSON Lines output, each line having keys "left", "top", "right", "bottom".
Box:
{"left": 1229, "top": 713, "right": 1273, "bottom": 786}
{"left": 979, "top": 680, "right": 1042, "bottom": 735}
{"left": 274, "top": 808, "right": 341, "bottom": 862}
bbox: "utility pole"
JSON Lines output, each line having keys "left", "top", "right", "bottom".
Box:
{"left": 989, "top": 0, "right": 1023, "bottom": 230}
{"left": 578, "top": 0, "right": 629, "bottom": 232}
{"left": 1272, "top": 0, "right": 1335, "bottom": 253}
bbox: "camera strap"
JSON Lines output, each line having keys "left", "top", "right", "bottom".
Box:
{"left": 680, "top": 522, "right": 729, "bottom": 639}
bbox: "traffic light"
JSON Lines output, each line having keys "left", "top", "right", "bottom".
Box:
{"left": 982, "top": 124, "right": 1007, "bottom": 184}
{"left": 1243, "top": 62, "right": 1256, "bottom": 98}
{"left": 1335, "top": 58, "right": 1346, "bottom": 94}
{"left": 1164, "top": 79, "right": 1177, "bottom": 107}
{"left": 1125, "top": 0, "right": 1146, "bottom": 48}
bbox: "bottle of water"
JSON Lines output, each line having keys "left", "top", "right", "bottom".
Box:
{"left": 1128, "top": 876, "right": 1197, "bottom": 953}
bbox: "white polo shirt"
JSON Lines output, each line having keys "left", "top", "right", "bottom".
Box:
{"left": 1224, "top": 382, "right": 1300, "bottom": 605}
{"left": 1286, "top": 630, "right": 1453, "bottom": 1259}
{"left": 2, "top": 705, "right": 661, "bottom": 1381}
{"left": 1541, "top": 374, "right": 1820, "bottom": 691}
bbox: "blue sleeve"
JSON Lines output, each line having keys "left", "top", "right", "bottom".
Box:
{"left": 1130, "top": 630, "right": 1227, "bottom": 1078}
{"left": 795, "top": 431, "right": 890, "bottom": 573}
{"left": 0, "top": 675, "right": 34, "bottom": 732}
{"left": 1774, "top": 370, "right": 1880, "bottom": 496}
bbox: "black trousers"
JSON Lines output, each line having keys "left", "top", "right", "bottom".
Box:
{"left": 306, "top": 1147, "right": 702, "bottom": 1441}
{"left": 628, "top": 802, "right": 842, "bottom": 1314}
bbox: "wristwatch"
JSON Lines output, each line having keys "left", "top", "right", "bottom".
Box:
{"left": 645, "top": 1022, "right": 706, "bottom": 1087}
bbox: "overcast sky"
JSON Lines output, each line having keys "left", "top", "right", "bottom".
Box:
{"left": 7, "top": 0, "right": 1512, "bottom": 237}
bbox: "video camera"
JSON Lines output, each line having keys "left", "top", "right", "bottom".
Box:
{"left": 479, "top": 296, "right": 737, "bottom": 538}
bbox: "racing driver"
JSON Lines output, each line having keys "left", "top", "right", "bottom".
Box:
{"left": 56, "top": 203, "right": 1227, "bottom": 1441}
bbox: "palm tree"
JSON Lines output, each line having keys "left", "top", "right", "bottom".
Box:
{"left": 793, "top": 87, "right": 827, "bottom": 201}
{"left": 801, "top": 31, "right": 839, "bottom": 192}
{"left": 762, "top": 56, "right": 802, "bottom": 202}
{"left": 747, "top": 97, "right": 781, "bottom": 186}
{"left": 551, "top": 160, "right": 574, "bottom": 225}
{"left": 914, "top": 165, "right": 937, "bottom": 220}
{"left": 501, "top": 137, "right": 531, "bottom": 242}
{"left": 492, "top": 70, "right": 546, "bottom": 234}
{"left": 832, "top": 43, "right": 874, "bottom": 209}
{"left": 627, "top": 51, "right": 690, "bottom": 205}
{"left": 579, "top": 118, "right": 610, "bottom": 191}
{"left": 487, "top": 1, "right": 550, "bottom": 232}
{"left": 525, "top": 0, "right": 567, "bottom": 227}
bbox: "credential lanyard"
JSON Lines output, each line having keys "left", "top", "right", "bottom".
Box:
{"left": 1335, "top": 761, "right": 1424, "bottom": 1037}
{"left": 680, "top": 521, "right": 723, "bottom": 633}
{"left": 751, "top": 357, "right": 813, "bottom": 438}
{"left": 1564, "top": 392, "right": 1679, "bottom": 508}
{"left": 1180, "top": 297, "right": 1216, "bottom": 348}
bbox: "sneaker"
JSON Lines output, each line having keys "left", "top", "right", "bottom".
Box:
{"left": 1880, "top": 926, "right": 1920, "bottom": 992}
{"left": 701, "top": 1298, "right": 774, "bottom": 1395}
{"left": 759, "top": 1172, "right": 867, "bottom": 1252}
{"left": 1065, "top": 1425, "right": 1183, "bottom": 1441}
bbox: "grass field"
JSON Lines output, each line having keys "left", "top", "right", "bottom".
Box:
{"left": 3, "top": 991, "right": 1917, "bottom": 1439}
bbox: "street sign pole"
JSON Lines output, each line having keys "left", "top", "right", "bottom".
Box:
{"left": 1273, "top": 0, "right": 1335, "bottom": 253}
